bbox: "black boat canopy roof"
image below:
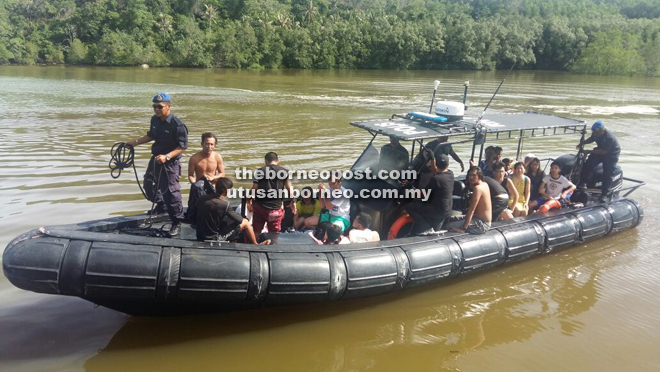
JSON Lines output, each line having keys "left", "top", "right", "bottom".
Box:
{"left": 351, "top": 111, "right": 587, "bottom": 141}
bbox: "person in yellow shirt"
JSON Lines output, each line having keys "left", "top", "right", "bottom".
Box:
{"left": 509, "top": 162, "right": 531, "bottom": 217}
{"left": 294, "top": 186, "right": 322, "bottom": 230}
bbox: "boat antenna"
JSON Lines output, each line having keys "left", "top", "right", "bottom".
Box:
{"left": 476, "top": 60, "right": 517, "bottom": 125}
{"left": 462, "top": 80, "right": 470, "bottom": 110}
{"left": 429, "top": 80, "right": 440, "bottom": 114}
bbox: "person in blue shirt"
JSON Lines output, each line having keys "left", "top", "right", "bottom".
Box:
{"left": 577, "top": 120, "right": 621, "bottom": 201}
{"left": 126, "top": 93, "right": 188, "bottom": 236}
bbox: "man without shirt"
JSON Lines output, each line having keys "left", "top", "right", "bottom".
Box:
{"left": 196, "top": 177, "right": 269, "bottom": 244}
{"left": 187, "top": 132, "right": 225, "bottom": 223}
{"left": 448, "top": 166, "right": 492, "bottom": 234}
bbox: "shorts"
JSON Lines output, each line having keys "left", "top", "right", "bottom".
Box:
{"left": 446, "top": 215, "right": 491, "bottom": 235}
{"left": 539, "top": 193, "right": 573, "bottom": 204}
{"left": 466, "top": 217, "right": 491, "bottom": 235}
{"left": 253, "top": 203, "right": 284, "bottom": 233}
{"left": 512, "top": 202, "right": 528, "bottom": 211}
{"left": 320, "top": 213, "right": 350, "bottom": 232}
{"left": 217, "top": 225, "right": 241, "bottom": 242}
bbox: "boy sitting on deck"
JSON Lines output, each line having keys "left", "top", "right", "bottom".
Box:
{"left": 348, "top": 212, "right": 381, "bottom": 243}
{"left": 536, "top": 161, "right": 576, "bottom": 213}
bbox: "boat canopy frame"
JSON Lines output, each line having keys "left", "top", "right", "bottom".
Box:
{"left": 351, "top": 110, "right": 588, "bottom": 165}
{"left": 351, "top": 110, "right": 644, "bottom": 196}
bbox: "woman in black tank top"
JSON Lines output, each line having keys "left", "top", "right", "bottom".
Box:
{"left": 526, "top": 158, "right": 545, "bottom": 210}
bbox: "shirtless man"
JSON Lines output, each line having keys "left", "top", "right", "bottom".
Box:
{"left": 186, "top": 132, "right": 225, "bottom": 223}
{"left": 449, "top": 166, "right": 492, "bottom": 234}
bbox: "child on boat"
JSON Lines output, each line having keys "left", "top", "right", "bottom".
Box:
{"left": 502, "top": 158, "right": 513, "bottom": 176}
{"left": 294, "top": 186, "right": 322, "bottom": 230}
{"left": 309, "top": 221, "right": 350, "bottom": 245}
{"left": 537, "top": 161, "right": 576, "bottom": 213}
{"left": 348, "top": 212, "right": 380, "bottom": 243}
{"left": 304, "top": 172, "right": 351, "bottom": 233}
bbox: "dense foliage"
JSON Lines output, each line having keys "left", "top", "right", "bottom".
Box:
{"left": 0, "top": 0, "right": 659, "bottom": 75}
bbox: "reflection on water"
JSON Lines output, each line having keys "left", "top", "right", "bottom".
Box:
{"left": 1, "top": 66, "right": 660, "bottom": 371}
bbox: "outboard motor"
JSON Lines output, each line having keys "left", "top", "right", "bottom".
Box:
{"left": 553, "top": 154, "right": 577, "bottom": 177}
{"left": 553, "top": 154, "right": 623, "bottom": 193}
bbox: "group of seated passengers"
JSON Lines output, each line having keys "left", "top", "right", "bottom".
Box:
{"left": 396, "top": 138, "right": 578, "bottom": 235}
{"left": 190, "top": 133, "right": 577, "bottom": 243}
{"left": 192, "top": 150, "right": 380, "bottom": 245}
{"left": 309, "top": 212, "right": 381, "bottom": 245}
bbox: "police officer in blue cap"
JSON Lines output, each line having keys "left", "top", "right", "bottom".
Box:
{"left": 127, "top": 93, "right": 188, "bottom": 236}
{"left": 576, "top": 120, "right": 621, "bottom": 202}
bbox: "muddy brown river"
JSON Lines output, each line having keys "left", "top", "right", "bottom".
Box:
{"left": 1, "top": 66, "right": 659, "bottom": 371}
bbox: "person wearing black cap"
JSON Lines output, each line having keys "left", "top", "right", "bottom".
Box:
{"left": 196, "top": 178, "right": 270, "bottom": 244}
{"left": 379, "top": 136, "right": 409, "bottom": 172}
{"left": 126, "top": 93, "right": 188, "bottom": 236}
{"left": 576, "top": 120, "right": 621, "bottom": 201}
{"left": 404, "top": 152, "right": 454, "bottom": 235}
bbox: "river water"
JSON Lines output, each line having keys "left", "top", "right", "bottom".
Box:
{"left": 1, "top": 66, "right": 659, "bottom": 371}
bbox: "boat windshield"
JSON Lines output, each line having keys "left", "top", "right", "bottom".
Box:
{"left": 351, "top": 143, "right": 380, "bottom": 172}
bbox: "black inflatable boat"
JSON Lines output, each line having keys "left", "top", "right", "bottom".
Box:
{"left": 1, "top": 199, "right": 643, "bottom": 316}
{"left": 2, "top": 108, "right": 645, "bottom": 316}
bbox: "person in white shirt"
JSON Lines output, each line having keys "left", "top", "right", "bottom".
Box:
{"left": 309, "top": 221, "right": 350, "bottom": 245}
{"left": 537, "top": 161, "right": 576, "bottom": 213}
{"left": 304, "top": 172, "right": 351, "bottom": 232}
{"left": 348, "top": 212, "right": 380, "bottom": 243}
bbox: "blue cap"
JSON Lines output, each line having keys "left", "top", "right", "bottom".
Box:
{"left": 152, "top": 93, "right": 172, "bottom": 103}
{"left": 591, "top": 120, "right": 604, "bottom": 131}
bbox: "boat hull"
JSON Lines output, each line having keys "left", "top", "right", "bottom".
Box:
{"left": 2, "top": 199, "right": 643, "bottom": 316}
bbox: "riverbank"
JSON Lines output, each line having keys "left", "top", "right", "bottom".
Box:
{"left": 2, "top": 0, "right": 659, "bottom": 76}
{"left": 1, "top": 67, "right": 659, "bottom": 370}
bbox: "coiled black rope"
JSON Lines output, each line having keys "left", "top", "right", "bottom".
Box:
{"left": 109, "top": 142, "right": 149, "bottom": 200}
{"left": 109, "top": 142, "right": 132, "bottom": 178}
{"left": 109, "top": 142, "right": 169, "bottom": 229}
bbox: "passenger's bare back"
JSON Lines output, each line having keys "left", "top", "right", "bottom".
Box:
{"left": 471, "top": 182, "right": 492, "bottom": 224}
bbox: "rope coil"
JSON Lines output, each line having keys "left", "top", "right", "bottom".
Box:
{"left": 108, "top": 142, "right": 169, "bottom": 229}
{"left": 109, "top": 142, "right": 149, "bottom": 200}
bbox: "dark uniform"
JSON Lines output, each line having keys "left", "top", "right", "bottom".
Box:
{"left": 580, "top": 130, "right": 620, "bottom": 196}
{"left": 407, "top": 169, "right": 454, "bottom": 235}
{"left": 144, "top": 112, "right": 188, "bottom": 222}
